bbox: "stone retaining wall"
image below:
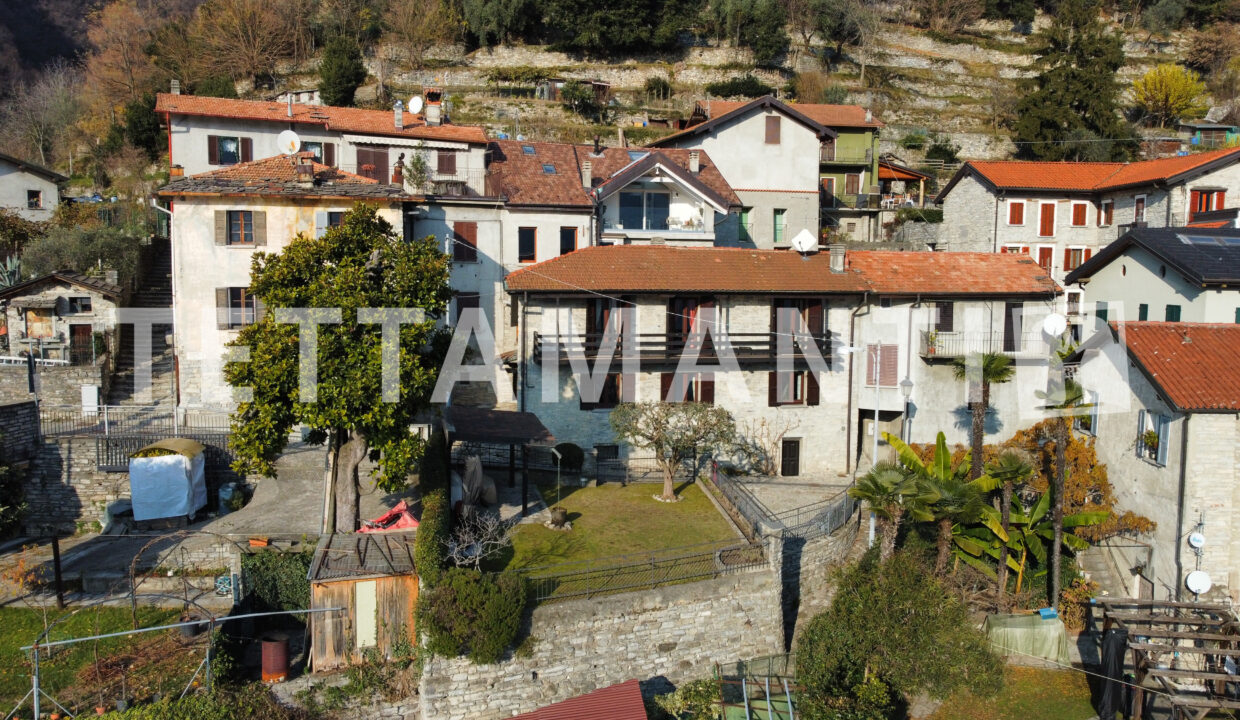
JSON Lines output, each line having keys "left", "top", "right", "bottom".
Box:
{"left": 0, "top": 401, "right": 39, "bottom": 464}
{"left": 0, "top": 357, "right": 110, "bottom": 407}
{"left": 419, "top": 569, "right": 784, "bottom": 720}
{"left": 24, "top": 436, "right": 127, "bottom": 535}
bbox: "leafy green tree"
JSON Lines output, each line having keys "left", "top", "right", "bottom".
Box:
{"left": 1142, "top": 0, "right": 1187, "bottom": 36}
{"left": 704, "top": 75, "right": 775, "bottom": 98}
{"left": 1012, "top": 0, "right": 1136, "bottom": 161}
{"left": 952, "top": 352, "right": 1016, "bottom": 480}
{"left": 609, "top": 401, "right": 736, "bottom": 502}
{"left": 815, "top": 0, "right": 881, "bottom": 84}
{"left": 797, "top": 551, "right": 1003, "bottom": 717}
{"left": 460, "top": 0, "right": 536, "bottom": 47}
{"left": 984, "top": 0, "right": 1036, "bottom": 28}
{"left": 194, "top": 75, "right": 239, "bottom": 98}
{"left": 703, "top": 0, "right": 788, "bottom": 66}
{"left": 1133, "top": 64, "right": 1209, "bottom": 127}
{"left": 224, "top": 205, "right": 452, "bottom": 533}
{"left": 123, "top": 93, "right": 162, "bottom": 161}
{"left": 543, "top": 0, "right": 699, "bottom": 54}
{"left": 318, "top": 36, "right": 368, "bottom": 107}
{"left": 560, "top": 80, "right": 601, "bottom": 120}
{"left": 848, "top": 461, "right": 935, "bottom": 560}
{"left": 1001, "top": 488, "right": 1108, "bottom": 596}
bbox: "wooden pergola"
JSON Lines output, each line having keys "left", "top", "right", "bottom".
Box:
{"left": 441, "top": 406, "right": 555, "bottom": 517}
{"left": 1101, "top": 598, "right": 1240, "bottom": 719}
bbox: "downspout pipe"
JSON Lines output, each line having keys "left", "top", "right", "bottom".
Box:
{"left": 845, "top": 292, "right": 870, "bottom": 476}
{"left": 1174, "top": 412, "right": 1190, "bottom": 601}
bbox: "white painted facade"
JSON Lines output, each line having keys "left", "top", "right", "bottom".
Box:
{"left": 1072, "top": 244, "right": 1240, "bottom": 324}
{"left": 0, "top": 157, "right": 61, "bottom": 222}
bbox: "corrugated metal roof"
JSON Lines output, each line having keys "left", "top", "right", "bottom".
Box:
{"left": 309, "top": 532, "right": 417, "bottom": 582}
{"left": 511, "top": 679, "right": 648, "bottom": 720}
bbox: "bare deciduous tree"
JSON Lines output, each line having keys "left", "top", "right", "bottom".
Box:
{"left": 923, "top": 0, "right": 984, "bottom": 34}
{"left": 383, "top": 0, "right": 460, "bottom": 69}
{"left": 190, "top": 0, "right": 313, "bottom": 83}
{"left": 736, "top": 417, "right": 800, "bottom": 476}
{"left": 85, "top": 0, "right": 159, "bottom": 110}
{"left": 1, "top": 59, "right": 81, "bottom": 167}
{"left": 447, "top": 513, "right": 514, "bottom": 570}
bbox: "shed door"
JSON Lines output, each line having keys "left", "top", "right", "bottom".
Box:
{"left": 355, "top": 580, "right": 378, "bottom": 649}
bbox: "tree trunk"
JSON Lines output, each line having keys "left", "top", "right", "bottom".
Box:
{"left": 936, "top": 517, "right": 953, "bottom": 573}
{"left": 970, "top": 380, "right": 985, "bottom": 480}
{"left": 332, "top": 429, "right": 369, "bottom": 533}
{"left": 660, "top": 461, "right": 676, "bottom": 502}
{"left": 880, "top": 507, "right": 902, "bottom": 561}
{"left": 1050, "top": 419, "right": 1067, "bottom": 608}
{"left": 997, "top": 480, "right": 1013, "bottom": 609}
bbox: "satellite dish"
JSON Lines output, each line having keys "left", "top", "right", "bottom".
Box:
{"left": 790, "top": 228, "right": 817, "bottom": 254}
{"left": 1186, "top": 570, "right": 1213, "bottom": 595}
{"left": 1042, "top": 312, "right": 1067, "bottom": 338}
{"left": 1188, "top": 531, "right": 1207, "bottom": 549}
{"left": 277, "top": 129, "right": 301, "bottom": 155}
{"left": 408, "top": 96, "right": 424, "bottom": 115}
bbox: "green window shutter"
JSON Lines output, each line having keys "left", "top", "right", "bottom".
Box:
{"left": 1096, "top": 301, "right": 1108, "bottom": 323}
{"left": 252, "top": 211, "right": 267, "bottom": 246}
{"left": 1165, "top": 305, "right": 1181, "bottom": 322}
{"left": 1138, "top": 304, "right": 1148, "bottom": 321}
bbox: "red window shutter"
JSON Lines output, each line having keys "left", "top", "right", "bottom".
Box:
{"left": 240, "top": 137, "right": 253, "bottom": 162}
{"left": 880, "top": 344, "right": 898, "bottom": 386}
{"left": 1190, "top": 190, "right": 1201, "bottom": 219}
{"left": 700, "top": 375, "right": 715, "bottom": 405}
{"left": 806, "top": 372, "right": 819, "bottom": 406}
{"left": 768, "top": 371, "right": 778, "bottom": 407}
{"left": 1038, "top": 246, "right": 1053, "bottom": 269}
{"left": 1084, "top": 248, "right": 1093, "bottom": 262}
{"left": 1008, "top": 202, "right": 1023, "bottom": 225}
{"left": 1021, "top": 246, "right": 1030, "bottom": 254}
{"left": 1039, "top": 204, "right": 1055, "bottom": 236}
{"left": 207, "top": 135, "right": 219, "bottom": 165}
{"left": 1218, "top": 191, "right": 1226, "bottom": 210}
{"left": 661, "top": 372, "right": 675, "bottom": 403}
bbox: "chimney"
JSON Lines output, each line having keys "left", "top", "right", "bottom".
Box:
{"left": 581, "top": 160, "right": 592, "bottom": 189}
{"left": 295, "top": 153, "right": 315, "bottom": 185}
{"left": 170, "top": 79, "right": 181, "bottom": 95}
{"left": 865, "top": 108, "right": 873, "bottom": 123}
{"left": 689, "top": 150, "right": 700, "bottom": 174}
{"left": 592, "top": 135, "right": 603, "bottom": 156}
{"left": 828, "top": 243, "right": 846, "bottom": 274}
{"left": 425, "top": 88, "right": 442, "bottom": 126}
{"left": 287, "top": 94, "right": 293, "bottom": 118}
{"left": 394, "top": 99, "right": 404, "bottom": 130}
{"left": 169, "top": 164, "right": 184, "bottom": 177}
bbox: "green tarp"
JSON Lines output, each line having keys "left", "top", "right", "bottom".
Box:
{"left": 983, "top": 613, "right": 1071, "bottom": 665}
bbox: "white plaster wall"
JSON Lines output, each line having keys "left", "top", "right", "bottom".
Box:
{"left": 171, "top": 196, "right": 404, "bottom": 409}
{"left": 0, "top": 163, "right": 58, "bottom": 222}
{"left": 1074, "top": 245, "right": 1240, "bottom": 323}
{"left": 500, "top": 208, "right": 591, "bottom": 267}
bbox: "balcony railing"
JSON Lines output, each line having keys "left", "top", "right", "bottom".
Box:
{"left": 534, "top": 332, "right": 832, "bottom": 366}
{"left": 919, "top": 330, "right": 1048, "bottom": 359}
{"left": 820, "top": 148, "right": 873, "bottom": 165}
{"left": 823, "top": 193, "right": 883, "bottom": 210}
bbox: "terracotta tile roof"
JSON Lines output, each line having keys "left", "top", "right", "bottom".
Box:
{"left": 155, "top": 93, "right": 488, "bottom": 144}
{"left": 488, "top": 140, "right": 739, "bottom": 208}
{"left": 0, "top": 270, "right": 122, "bottom": 300}
{"left": 158, "top": 154, "right": 410, "bottom": 200}
{"left": 511, "top": 679, "right": 648, "bottom": 720}
{"left": 505, "top": 246, "right": 1060, "bottom": 297}
{"left": 648, "top": 96, "right": 837, "bottom": 147}
{"left": 847, "top": 250, "right": 1061, "bottom": 296}
{"left": 1117, "top": 322, "right": 1240, "bottom": 411}
{"left": 949, "top": 147, "right": 1240, "bottom": 195}
{"left": 696, "top": 99, "right": 885, "bottom": 128}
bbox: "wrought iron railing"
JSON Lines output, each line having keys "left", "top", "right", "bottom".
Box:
{"left": 39, "top": 405, "right": 232, "bottom": 438}
{"left": 919, "top": 330, "right": 1048, "bottom": 359}
{"left": 520, "top": 537, "right": 766, "bottom": 604}
{"left": 533, "top": 332, "right": 832, "bottom": 366}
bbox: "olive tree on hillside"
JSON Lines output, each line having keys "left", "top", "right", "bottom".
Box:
{"left": 609, "top": 401, "right": 736, "bottom": 502}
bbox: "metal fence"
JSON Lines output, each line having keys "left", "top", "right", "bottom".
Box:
{"left": 712, "top": 472, "right": 778, "bottom": 537}
{"left": 520, "top": 537, "right": 766, "bottom": 604}
{"left": 776, "top": 493, "right": 858, "bottom": 541}
{"left": 95, "top": 433, "right": 234, "bottom": 473}
{"left": 39, "top": 406, "right": 231, "bottom": 438}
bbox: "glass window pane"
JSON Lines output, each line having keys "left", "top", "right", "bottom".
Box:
{"left": 618, "top": 192, "right": 643, "bottom": 229}
{"left": 645, "top": 193, "right": 669, "bottom": 230}
{"left": 219, "top": 137, "right": 239, "bottom": 164}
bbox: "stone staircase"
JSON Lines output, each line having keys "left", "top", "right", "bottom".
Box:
{"left": 108, "top": 238, "right": 175, "bottom": 406}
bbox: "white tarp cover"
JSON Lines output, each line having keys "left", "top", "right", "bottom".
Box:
{"left": 129, "top": 450, "right": 207, "bottom": 521}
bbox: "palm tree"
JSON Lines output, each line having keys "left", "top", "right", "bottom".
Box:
{"left": 1037, "top": 377, "right": 1086, "bottom": 607}
{"left": 885, "top": 431, "right": 1001, "bottom": 573}
{"left": 988, "top": 448, "right": 1035, "bottom": 608}
{"left": 953, "top": 352, "right": 1016, "bottom": 481}
{"left": 848, "top": 461, "right": 935, "bottom": 560}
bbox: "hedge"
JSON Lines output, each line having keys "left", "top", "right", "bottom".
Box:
{"left": 415, "top": 429, "right": 451, "bottom": 587}
{"left": 419, "top": 569, "right": 526, "bottom": 664}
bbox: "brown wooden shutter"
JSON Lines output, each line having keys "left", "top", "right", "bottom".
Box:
{"left": 807, "top": 300, "right": 824, "bottom": 337}
{"left": 765, "top": 116, "right": 781, "bottom": 144}
{"left": 806, "top": 371, "right": 819, "bottom": 406}
{"left": 207, "top": 135, "right": 219, "bottom": 165}
{"left": 1063, "top": 248, "right": 1071, "bottom": 270}
{"left": 453, "top": 221, "right": 477, "bottom": 262}
{"left": 215, "top": 288, "right": 229, "bottom": 329}
{"left": 251, "top": 211, "right": 267, "bottom": 246}
{"left": 214, "top": 211, "right": 227, "bottom": 245}
{"left": 1072, "top": 203, "right": 1086, "bottom": 226}
{"left": 880, "top": 345, "right": 898, "bottom": 386}
{"left": 768, "top": 371, "right": 778, "bottom": 407}
{"left": 240, "top": 137, "right": 253, "bottom": 162}
{"left": 437, "top": 150, "right": 457, "bottom": 175}
{"left": 661, "top": 372, "right": 675, "bottom": 403}
{"left": 1084, "top": 248, "right": 1093, "bottom": 262}
{"left": 865, "top": 345, "right": 877, "bottom": 386}
{"left": 324, "top": 142, "right": 335, "bottom": 167}
{"left": 700, "top": 375, "right": 715, "bottom": 405}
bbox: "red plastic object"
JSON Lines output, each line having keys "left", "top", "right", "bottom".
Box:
{"left": 359, "top": 500, "right": 420, "bottom": 533}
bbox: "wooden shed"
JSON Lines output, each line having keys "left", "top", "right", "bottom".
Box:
{"left": 308, "top": 531, "right": 417, "bottom": 673}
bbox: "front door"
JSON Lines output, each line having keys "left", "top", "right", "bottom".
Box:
{"left": 781, "top": 438, "right": 801, "bottom": 477}
{"left": 69, "top": 324, "right": 92, "bottom": 365}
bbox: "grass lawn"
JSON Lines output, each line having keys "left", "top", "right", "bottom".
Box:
{"left": 0, "top": 605, "right": 184, "bottom": 712}
{"left": 927, "top": 666, "right": 1096, "bottom": 720}
{"left": 492, "top": 480, "right": 739, "bottom": 571}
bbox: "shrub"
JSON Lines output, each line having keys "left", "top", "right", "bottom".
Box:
{"left": 925, "top": 135, "right": 961, "bottom": 164}
{"left": 0, "top": 462, "right": 26, "bottom": 539}
{"left": 102, "top": 683, "right": 309, "bottom": 719}
{"left": 419, "top": 429, "right": 450, "bottom": 492}
{"left": 895, "top": 207, "right": 943, "bottom": 223}
{"left": 705, "top": 75, "right": 775, "bottom": 99}
{"left": 415, "top": 488, "right": 449, "bottom": 587}
{"left": 239, "top": 548, "right": 313, "bottom": 615}
{"left": 899, "top": 132, "right": 929, "bottom": 150}
{"left": 645, "top": 76, "right": 673, "bottom": 100}
{"left": 21, "top": 224, "right": 144, "bottom": 289}
{"left": 420, "top": 569, "right": 526, "bottom": 664}
{"left": 194, "top": 75, "right": 238, "bottom": 98}
{"left": 318, "top": 36, "right": 367, "bottom": 107}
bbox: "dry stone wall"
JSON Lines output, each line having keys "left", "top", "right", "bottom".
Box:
{"left": 0, "top": 358, "right": 110, "bottom": 407}
{"left": 0, "top": 401, "right": 39, "bottom": 464}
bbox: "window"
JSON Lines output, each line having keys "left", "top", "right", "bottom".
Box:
{"left": 774, "top": 209, "right": 787, "bottom": 244}
{"left": 1067, "top": 291, "right": 1081, "bottom": 316}
{"left": 1096, "top": 301, "right": 1108, "bottom": 323}
{"left": 1138, "top": 303, "right": 1149, "bottom": 321}
{"left": 845, "top": 173, "right": 861, "bottom": 195}
{"left": 521, "top": 145, "right": 535, "bottom": 155}
{"left": 541, "top": 163, "right": 556, "bottom": 174}
{"left": 454, "top": 292, "right": 479, "bottom": 325}
{"left": 1134, "top": 195, "right": 1147, "bottom": 224}
{"left": 328, "top": 211, "right": 345, "bottom": 227}
{"left": 1063, "top": 247, "right": 1089, "bottom": 272}
{"left": 935, "top": 301, "right": 955, "bottom": 333}
{"left": 627, "top": 150, "right": 649, "bottom": 162}
{"left": 1165, "top": 304, "right": 1181, "bottom": 321}
{"left": 617, "top": 190, "right": 670, "bottom": 230}
{"left": 67, "top": 297, "right": 92, "bottom": 314}
{"left": 356, "top": 146, "right": 390, "bottom": 183}
{"left": 1038, "top": 202, "right": 1056, "bottom": 237}
{"left": 765, "top": 116, "right": 781, "bottom": 144}
{"left": 1099, "top": 199, "right": 1114, "bottom": 226}
{"left": 559, "top": 227, "right": 577, "bottom": 255}
{"left": 207, "top": 135, "right": 250, "bottom": 166}
{"left": 1071, "top": 202, "right": 1088, "bottom": 226}
{"left": 1037, "top": 246, "right": 1054, "bottom": 271}
{"left": 865, "top": 344, "right": 898, "bottom": 387}
{"left": 661, "top": 372, "right": 715, "bottom": 404}
{"left": 226, "top": 287, "right": 257, "bottom": 328}
{"left": 595, "top": 444, "right": 619, "bottom": 461}
{"left": 1007, "top": 200, "right": 1025, "bottom": 226}
{"left": 776, "top": 371, "right": 807, "bottom": 404}
{"left": 1189, "top": 189, "right": 1226, "bottom": 219}
{"left": 1003, "top": 301, "right": 1023, "bottom": 352}
{"left": 1236, "top": 307, "right": 1240, "bottom": 324}
{"left": 303, "top": 141, "right": 324, "bottom": 163}
{"left": 227, "top": 211, "right": 254, "bottom": 245}
{"left": 581, "top": 373, "right": 623, "bottom": 410}
{"left": 518, "top": 227, "right": 536, "bottom": 263}
{"left": 1001, "top": 245, "right": 1027, "bottom": 254}
{"left": 1136, "top": 410, "right": 1170, "bottom": 466}
{"left": 453, "top": 221, "right": 478, "bottom": 262}
{"left": 26, "top": 190, "right": 42, "bottom": 209}
{"left": 437, "top": 150, "right": 457, "bottom": 175}
{"left": 1074, "top": 390, "right": 1099, "bottom": 436}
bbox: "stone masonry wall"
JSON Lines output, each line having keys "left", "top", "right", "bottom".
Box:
{"left": 0, "top": 401, "right": 39, "bottom": 464}
{"left": 0, "top": 357, "right": 110, "bottom": 407}
{"left": 419, "top": 569, "right": 784, "bottom": 720}
{"left": 24, "top": 436, "right": 128, "bottom": 535}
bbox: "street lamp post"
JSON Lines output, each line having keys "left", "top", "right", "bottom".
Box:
{"left": 900, "top": 376, "right": 914, "bottom": 442}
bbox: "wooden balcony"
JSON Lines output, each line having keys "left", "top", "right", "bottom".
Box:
{"left": 533, "top": 332, "right": 833, "bottom": 366}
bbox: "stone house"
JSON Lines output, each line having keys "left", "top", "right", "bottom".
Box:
{"left": 1073, "top": 322, "right": 1240, "bottom": 602}
{"left": 0, "top": 271, "right": 121, "bottom": 363}
{"left": 0, "top": 151, "right": 64, "bottom": 223}
{"left": 504, "top": 245, "right": 1060, "bottom": 477}
{"left": 155, "top": 89, "right": 490, "bottom": 192}
{"left": 1065, "top": 226, "right": 1240, "bottom": 328}
{"left": 157, "top": 154, "right": 409, "bottom": 409}
{"left": 935, "top": 147, "right": 1240, "bottom": 290}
